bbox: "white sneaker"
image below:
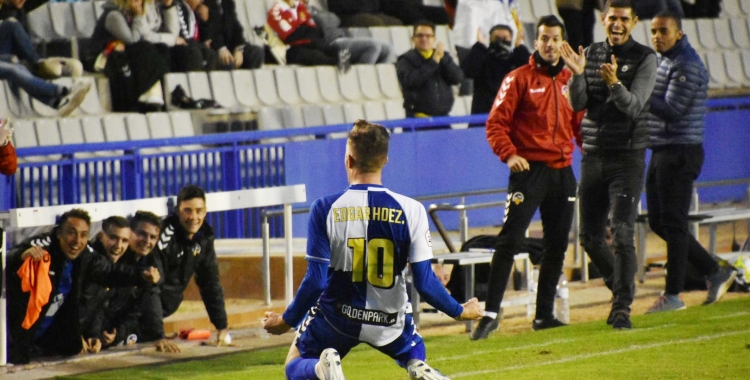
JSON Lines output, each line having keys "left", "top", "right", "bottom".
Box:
{"left": 315, "top": 348, "right": 345, "bottom": 380}
{"left": 56, "top": 80, "right": 92, "bottom": 117}
{"left": 407, "top": 359, "right": 450, "bottom": 380}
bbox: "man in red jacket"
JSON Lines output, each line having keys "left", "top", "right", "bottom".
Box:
{"left": 472, "top": 14, "right": 583, "bottom": 340}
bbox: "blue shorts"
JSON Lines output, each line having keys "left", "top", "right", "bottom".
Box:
{"left": 295, "top": 306, "right": 426, "bottom": 368}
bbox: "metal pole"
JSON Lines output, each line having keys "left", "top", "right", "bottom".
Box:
{"left": 284, "top": 204, "right": 294, "bottom": 306}
{"left": 1, "top": 228, "right": 6, "bottom": 366}
{"left": 458, "top": 205, "right": 469, "bottom": 246}
{"left": 690, "top": 187, "right": 700, "bottom": 237}
{"left": 262, "top": 212, "right": 271, "bottom": 305}
{"left": 575, "top": 198, "right": 587, "bottom": 283}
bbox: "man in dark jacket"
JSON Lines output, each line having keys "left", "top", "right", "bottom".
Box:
{"left": 6, "top": 209, "right": 159, "bottom": 364}
{"left": 200, "top": 0, "right": 264, "bottom": 69}
{"left": 461, "top": 24, "right": 530, "bottom": 115}
{"left": 79, "top": 216, "right": 132, "bottom": 352}
{"left": 148, "top": 185, "right": 231, "bottom": 346}
{"left": 561, "top": 0, "right": 657, "bottom": 330}
{"left": 396, "top": 20, "right": 463, "bottom": 117}
{"left": 472, "top": 15, "right": 583, "bottom": 340}
{"left": 644, "top": 12, "right": 736, "bottom": 313}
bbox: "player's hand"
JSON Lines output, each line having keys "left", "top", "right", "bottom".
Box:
{"left": 102, "top": 328, "right": 117, "bottom": 346}
{"left": 560, "top": 42, "right": 585, "bottom": 75}
{"left": 433, "top": 42, "right": 445, "bottom": 63}
{"left": 196, "top": 4, "right": 209, "bottom": 21}
{"left": 219, "top": 47, "right": 234, "bottom": 66}
{"left": 87, "top": 338, "right": 103, "bottom": 353}
{"left": 21, "top": 246, "right": 47, "bottom": 262}
{"left": 0, "top": 118, "right": 12, "bottom": 146}
{"left": 515, "top": 25, "right": 525, "bottom": 47}
{"left": 457, "top": 297, "right": 483, "bottom": 321}
{"left": 506, "top": 154, "right": 529, "bottom": 173}
{"left": 598, "top": 54, "right": 619, "bottom": 86}
{"left": 263, "top": 311, "right": 293, "bottom": 335}
{"left": 142, "top": 266, "right": 160, "bottom": 284}
{"left": 155, "top": 338, "right": 181, "bottom": 353}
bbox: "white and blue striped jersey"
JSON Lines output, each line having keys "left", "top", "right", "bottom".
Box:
{"left": 307, "top": 184, "right": 433, "bottom": 347}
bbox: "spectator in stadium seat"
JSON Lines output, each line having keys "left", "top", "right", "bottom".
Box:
{"left": 0, "top": 0, "right": 84, "bottom": 78}
{"left": 267, "top": 0, "right": 348, "bottom": 69}
{"left": 200, "top": 0, "right": 264, "bottom": 69}
{"left": 89, "top": 0, "right": 171, "bottom": 111}
{"left": 5, "top": 209, "right": 160, "bottom": 364}
{"left": 263, "top": 119, "right": 482, "bottom": 380}
{"left": 145, "top": 0, "right": 209, "bottom": 72}
{"left": 145, "top": 185, "right": 231, "bottom": 349}
{"left": 309, "top": 2, "right": 395, "bottom": 64}
{"left": 644, "top": 12, "right": 736, "bottom": 313}
{"left": 0, "top": 118, "right": 16, "bottom": 176}
{"left": 163, "top": 0, "right": 218, "bottom": 71}
{"left": 560, "top": 0, "right": 657, "bottom": 330}
{"left": 471, "top": 15, "right": 583, "bottom": 340}
{"left": 79, "top": 216, "right": 132, "bottom": 353}
{"left": 326, "top": 0, "right": 403, "bottom": 27}
{"left": 460, "top": 24, "right": 530, "bottom": 115}
{"left": 396, "top": 20, "right": 463, "bottom": 117}
{"left": 0, "top": 59, "right": 91, "bottom": 116}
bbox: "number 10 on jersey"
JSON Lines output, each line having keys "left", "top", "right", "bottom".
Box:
{"left": 348, "top": 237, "right": 396, "bottom": 288}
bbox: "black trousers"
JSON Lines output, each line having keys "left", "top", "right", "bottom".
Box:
{"left": 579, "top": 151, "right": 645, "bottom": 314}
{"left": 486, "top": 162, "right": 577, "bottom": 319}
{"left": 646, "top": 144, "right": 718, "bottom": 295}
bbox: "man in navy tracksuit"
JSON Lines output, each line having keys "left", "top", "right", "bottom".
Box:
{"left": 644, "top": 12, "right": 736, "bottom": 313}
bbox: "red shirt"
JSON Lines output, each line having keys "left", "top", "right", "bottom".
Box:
{"left": 486, "top": 55, "right": 584, "bottom": 169}
{"left": 267, "top": 0, "right": 316, "bottom": 45}
{"left": 0, "top": 142, "right": 17, "bottom": 176}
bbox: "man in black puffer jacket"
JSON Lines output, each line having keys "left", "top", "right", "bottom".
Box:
{"left": 561, "top": 0, "right": 657, "bottom": 330}
{"left": 644, "top": 12, "right": 736, "bottom": 314}
{"left": 396, "top": 20, "right": 463, "bottom": 117}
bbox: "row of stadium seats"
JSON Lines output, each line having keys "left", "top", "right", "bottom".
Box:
{"left": 12, "top": 111, "right": 198, "bottom": 162}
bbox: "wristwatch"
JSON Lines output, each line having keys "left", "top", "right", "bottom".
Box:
{"left": 610, "top": 81, "right": 622, "bottom": 90}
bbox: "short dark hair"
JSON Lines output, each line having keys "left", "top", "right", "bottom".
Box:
{"left": 536, "top": 15, "right": 567, "bottom": 41}
{"left": 653, "top": 11, "right": 682, "bottom": 30}
{"left": 58, "top": 208, "right": 91, "bottom": 228}
{"left": 348, "top": 119, "right": 390, "bottom": 173}
{"left": 102, "top": 216, "right": 129, "bottom": 234}
{"left": 130, "top": 210, "right": 161, "bottom": 231}
{"left": 177, "top": 184, "right": 206, "bottom": 209}
{"left": 489, "top": 24, "right": 513, "bottom": 37}
{"left": 412, "top": 20, "right": 436, "bottom": 36}
{"left": 604, "top": 0, "right": 636, "bottom": 17}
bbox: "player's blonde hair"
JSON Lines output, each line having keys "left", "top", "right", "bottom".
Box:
{"left": 347, "top": 119, "right": 389, "bottom": 173}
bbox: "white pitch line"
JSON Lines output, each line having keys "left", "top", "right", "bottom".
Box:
{"left": 707, "top": 311, "right": 750, "bottom": 320}
{"left": 430, "top": 339, "right": 577, "bottom": 363}
{"left": 620, "top": 323, "right": 675, "bottom": 333}
{"left": 450, "top": 329, "right": 750, "bottom": 378}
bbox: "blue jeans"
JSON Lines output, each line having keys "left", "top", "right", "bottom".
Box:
{"left": 0, "top": 20, "right": 41, "bottom": 63}
{"left": 0, "top": 61, "right": 61, "bottom": 106}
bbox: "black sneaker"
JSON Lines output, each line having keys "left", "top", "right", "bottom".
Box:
{"left": 606, "top": 308, "right": 615, "bottom": 325}
{"left": 532, "top": 317, "right": 567, "bottom": 331}
{"left": 611, "top": 311, "right": 631, "bottom": 330}
{"left": 470, "top": 316, "right": 499, "bottom": 340}
{"left": 703, "top": 265, "right": 737, "bottom": 305}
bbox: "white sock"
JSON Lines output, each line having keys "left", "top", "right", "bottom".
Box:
{"left": 483, "top": 311, "right": 498, "bottom": 319}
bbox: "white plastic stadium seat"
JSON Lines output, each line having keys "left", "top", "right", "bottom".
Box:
{"left": 322, "top": 104, "right": 346, "bottom": 125}
{"left": 254, "top": 68, "right": 282, "bottom": 106}
{"left": 357, "top": 65, "right": 384, "bottom": 101}
{"left": 187, "top": 72, "right": 213, "bottom": 101}
{"left": 723, "top": 50, "right": 750, "bottom": 87}
{"left": 163, "top": 72, "right": 190, "bottom": 111}
{"left": 338, "top": 66, "right": 365, "bottom": 102}
{"left": 729, "top": 18, "right": 750, "bottom": 49}
{"left": 383, "top": 99, "right": 406, "bottom": 120}
{"left": 376, "top": 63, "right": 402, "bottom": 99}
{"left": 343, "top": 102, "right": 365, "bottom": 123}
{"left": 713, "top": 18, "right": 735, "bottom": 50}
{"left": 363, "top": 101, "right": 386, "bottom": 122}
{"left": 449, "top": 97, "right": 468, "bottom": 129}
{"left": 696, "top": 18, "right": 719, "bottom": 51}
{"left": 231, "top": 70, "right": 262, "bottom": 109}
{"left": 681, "top": 19, "right": 704, "bottom": 52}
{"left": 295, "top": 67, "right": 324, "bottom": 104}
{"left": 390, "top": 26, "right": 413, "bottom": 57}
{"left": 209, "top": 71, "right": 240, "bottom": 109}
{"left": 102, "top": 113, "right": 129, "bottom": 142}
{"left": 302, "top": 104, "right": 325, "bottom": 127}
{"left": 49, "top": 2, "right": 77, "bottom": 40}
{"left": 72, "top": 1, "right": 97, "bottom": 38}
{"left": 316, "top": 66, "right": 344, "bottom": 103}
{"left": 275, "top": 67, "right": 303, "bottom": 105}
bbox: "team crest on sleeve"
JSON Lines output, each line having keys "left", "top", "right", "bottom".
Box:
{"left": 562, "top": 84, "right": 569, "bottom": 99}
{"left": 425, "top": 230, "right": 432, "bottom": 247}
{"left": 511, "top": 192, "right": 525, "bottom": 205}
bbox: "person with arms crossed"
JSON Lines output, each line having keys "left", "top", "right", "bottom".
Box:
{"left": 263, "top": 119, "right": 482, "bottom": 380}
{"left": 644, "top": 12, "right": 736, "bottom": 313}
{"left": 560, "top": 0, "right": 657, "bottom": 330}
{"left": 471, "top": 15, "right": 583, "bottom": 340}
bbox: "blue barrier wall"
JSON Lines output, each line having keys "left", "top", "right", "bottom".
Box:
{"left": 4, "top": 98, "right": 750, "bottom": 238}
